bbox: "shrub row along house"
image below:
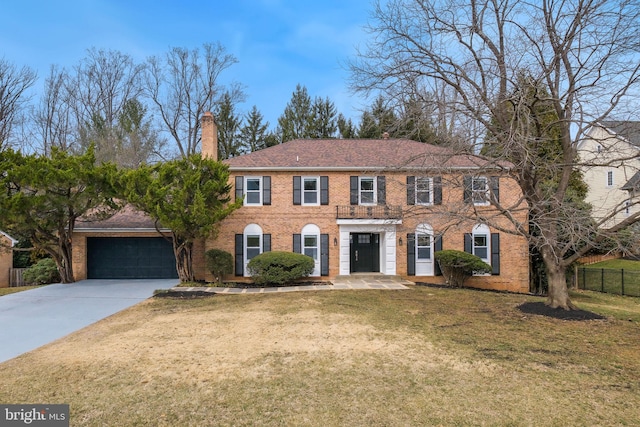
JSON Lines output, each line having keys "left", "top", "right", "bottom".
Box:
{"left": 73, "top": 113, "right": 530, "bottom": 293}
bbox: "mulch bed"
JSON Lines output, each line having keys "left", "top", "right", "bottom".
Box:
{"left": 154, "top": 290, "right": 217, "bottom": 299}
{"left": 517, "top": 302, "right": 605, "bottom": 321}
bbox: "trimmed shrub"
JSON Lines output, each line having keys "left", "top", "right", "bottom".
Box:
{"left": 22, "top": 258, "right": 61, "bottom": 285}
{"left": 205, "top": 249, "right": 234, "bottom": 284}
{"left": 435, "top": 250, "right": 491, "bottom": 288}
{"left": 247, "top": 251, "right": 314, "bottom": 286}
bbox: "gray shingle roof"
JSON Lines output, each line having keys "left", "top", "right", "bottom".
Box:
{"left": 622, "top": 171, "right": 640, "bottom": 191}
{"left": 601, "top": 121, "right": 640, "bottom": 147}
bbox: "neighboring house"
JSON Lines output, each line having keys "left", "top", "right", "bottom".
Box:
{"left": 0, "top": 231, "right": 17, "bottom": 288}
{"left": 204, "top": 115, "right": 530, "bottom": 293}
{"left": 578, "top": 121, "right": 640, "bottom": 227}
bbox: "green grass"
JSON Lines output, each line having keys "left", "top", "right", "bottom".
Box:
{"left": 0, "top": 287, "right": 639, "bottom": 426}
{"left": 582, "top": 258, "right": 640, "bottom": 270}
{"left": 578, "top": 259, "right": 640, "bottom": 297}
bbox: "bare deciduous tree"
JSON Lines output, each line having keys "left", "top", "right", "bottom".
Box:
{"left": 0, "top": 58, "right": 37, "bottom": 150}
{"left": 145, "top": 43, "right": 239, "bottom": 158}
{"left": 351, "top": 0, "right": 640, "bottom": 309}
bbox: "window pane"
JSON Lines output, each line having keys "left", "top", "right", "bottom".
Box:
{"left": 417, "top": 247, "right": 431, "bottom": 260}
{"left": 417, "top": 235, "right": 431, "bottom": 246}
{"left": 474, "top": 248, "right": 488, "bottom": 259}
{"left": 358, "top": 234, "right": 371, "bottom": 244}
{"left": 247, "top": 236, "right": 260, "bottom": 248}
{"left": 247, "top": 248, "right": 260, "bottom": 260}
{"left": 304, "top": 236, "right": 317, "bottom": 246}
{"left": 360, "top": 178, "right": 374, "bottom": 191}
{"left": 304, "top": 192, "right": 317, "bottom": 204}
{"left": 304, "top": 179, "right": 317, "bottom": 191}
{"left": 361, "top": 192, "right": 374, "bottom": 204}
{"left": 304, "top": 248, "right": 318, "bottom": 259}
{"left": 472, "top": 178, "right": 487, "bottom": 191}
{"left": 474, "top": 235, "right": 487, "bottom": 247}
{"left": 246, "top": 179, "right": 260, "bottom": 191}
{"left": 246, "top": 192, "right": 260, "bottom": 204}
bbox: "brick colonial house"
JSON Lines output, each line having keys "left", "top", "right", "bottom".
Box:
{"left": 73, "top": 113, "right": 529, "bottom": 293}
{"left": 204, "top": 114, "right": 529, "bottom": 293}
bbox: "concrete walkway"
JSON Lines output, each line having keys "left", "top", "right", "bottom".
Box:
{"left": 172, "top": 275, "right": 413, "bottom": 295}
{"left": 0, "top": 279, "right": 178, "bottom": 363}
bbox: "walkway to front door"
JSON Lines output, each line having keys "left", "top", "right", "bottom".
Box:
{"left": 350, "top": 232, "right": 380, "bottom": 273}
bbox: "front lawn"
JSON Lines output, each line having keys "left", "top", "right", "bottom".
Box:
{"left": 0, "top": 285, "right": 43, "bottom": 296}
{"left": 0, "top": 286, "right": 638, "bottom": 426}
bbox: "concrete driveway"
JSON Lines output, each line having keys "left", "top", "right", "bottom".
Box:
{"left": 0, "top": 279, "right": 178, "bottom": 363}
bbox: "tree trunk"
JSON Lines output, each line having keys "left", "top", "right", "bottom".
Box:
{"left": 540, "top": 247, "right": 577, "bottom": 310}
{"left": 173, "top": 237, "right": 194, "bottom": 282}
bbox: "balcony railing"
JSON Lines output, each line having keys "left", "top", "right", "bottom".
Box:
{"left": 336, "top": 205, "right": 403, "bottom": 220}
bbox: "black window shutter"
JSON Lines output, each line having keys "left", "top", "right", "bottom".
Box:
{"left": 293, "top": 234, "right": 301, "bottom": 253}
{"left": 321, "top": 234, "right": 329, "bottom": 276}
{"left": 235, "top": 176, "right": 244, "bottom": 202}
{"left": 434, "top": 234, "right": 443, "bottom": 276}
{"left": 407, "top": 176, "right": 415, "bottom": 205}
{"left": 235, "top": 234, "right": 244, "bottom": 276}
{"left": 293, "top": 176, "right": 301, "bottom": 205}
{"left": 434, "top": 176, "right": 442, "bottom": 205}
{"left": 263, "top": 234, "right": 271, "bottom": 252}
{"left": 464, "top": 233, "right": 472, "bottom": 254}
{"left": 407, "top": 233, "right": 416, "bottom": 276}
{"left": 377, "top": 176, "right": 386, "bottom": 205}
{"left": 491, "top": 233, "right": 500, "bottom": 275}
{"left": 320, "top": 176, "right": 329, "bottom": 205}
{"left": 463, "top": 176, "right": 472, "bottom": 203}
{"left": 490, "top": 176, "right": 500, "bottom": 203}
{"left": 350, "top": 176, "right": 358, "bottom": 205}
{"left": 263, "top": 176, "right": 271, "bottom": 205}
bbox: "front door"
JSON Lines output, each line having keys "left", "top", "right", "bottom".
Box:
{"left": 350, "top": 233, "right": 380, "bottom": 273}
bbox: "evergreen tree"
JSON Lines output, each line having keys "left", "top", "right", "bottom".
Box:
{"left": 337, "top": 113, "right": 357, "bottom": 139}
{"left": 310, "top": 96, "right": 338, "bottom": 138}
{"left": 358, "top": 95, "right": 397, "bottom": 138}
{"left": 214, "top": 91, "right": 243, "bottom": 159}
{"left": 278, "top": 84, "right": 314, "bottom": 141}
{"left": 239, "top": 106, "right": 269, "bottom": 152}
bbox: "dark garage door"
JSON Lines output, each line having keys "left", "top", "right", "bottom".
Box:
{"left": 87, "top": 237, "right": 178, "bottom": 279}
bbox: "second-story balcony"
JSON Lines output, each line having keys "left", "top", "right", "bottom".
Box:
{"left": 336, "top": 205, "right": 403, "bottom": 220}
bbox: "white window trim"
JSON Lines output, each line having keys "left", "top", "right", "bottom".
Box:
{"left": 472, "top": 177, "right": 490, "bottom": 206}
{"left": 244, "top": 224, "right": 263, "bottom": 276}
{"left": 606, "top": 170, "right": 614, "bottom": 188}
{"left": 415, "top": 177, "right": 434, "bottom": 206}
{"left": 359, "top": 176, "right": 377, "bottom": 205}
{"left": 472, "top": 224, "right": 491, "bottom": 275}
{"left": 301, "top": 176, "right": 320, "bottom": 206}
{"left": 244, "top": 176, "right": 263, "bottom": 206}
{"left": 302, "top": 224, "right": 321, "bottom": 276}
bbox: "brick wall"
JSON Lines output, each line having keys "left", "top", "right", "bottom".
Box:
{"left": 206, "top": 170, "right": 531, "bottom": 293}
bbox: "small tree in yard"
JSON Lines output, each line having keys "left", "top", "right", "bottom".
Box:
{"left": 435, "top": 250, "right": 491, "bottom": 288}
{"left": 123, "top": 154, "right": 241, "bottom": 282}
{"left": 205, "top": 249, "right": 233, "bottom": 284}
{"left": 247, "top": 251, "right": 314, "bottom": 286}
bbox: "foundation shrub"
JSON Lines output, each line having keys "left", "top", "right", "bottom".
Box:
{"left": 205, "top": 249, "right": 234, "bottom": 284}
{"left": 247, "top": 251, "right": 314, "bottom": 285}
{"left": 435, "top": 250, "right": 491, "bottom": 287}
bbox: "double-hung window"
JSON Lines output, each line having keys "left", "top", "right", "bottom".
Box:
{"left": 245, "top": 177, "right": 262, "bottom": 205}
{"left": 607, "top": 171, "right": 614, "bottom": 187}
{"left": 303, "top": 177, "right": 319, "bottom": 205}
{"left": 359, "top": 177, "right": 376, "bottom": 205}
{"left": 472, "top": 177, "right": 489, "bottom": 205}
{"left": 416, "top": 177, "right": 433, "bottom": 205}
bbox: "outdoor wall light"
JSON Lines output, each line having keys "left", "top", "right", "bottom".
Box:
{"left": 399, "top": 237, "right": 403, "bottom": 246}
{"left": 334, "top": 237, "right": 338, "bottom": 246}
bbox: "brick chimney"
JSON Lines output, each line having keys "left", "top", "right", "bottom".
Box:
{"left": 201, "top": 112, "right": 218, "bottom": 160}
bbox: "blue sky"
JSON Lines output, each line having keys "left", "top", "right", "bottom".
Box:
{"left": 1, "top": 0, "right": 374, "bottom": 128}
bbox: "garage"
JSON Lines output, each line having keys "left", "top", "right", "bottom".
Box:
{"left": 87, "top": 237, "right": 178, "bottom": 279}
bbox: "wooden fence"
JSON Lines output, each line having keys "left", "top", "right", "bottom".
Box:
{"left": 10, "top": 268, "right": 27, "bottom": 287}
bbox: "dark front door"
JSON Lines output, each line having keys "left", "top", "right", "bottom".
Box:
{"left": 350, "top": 233, "right": 380, "bottom": 273}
